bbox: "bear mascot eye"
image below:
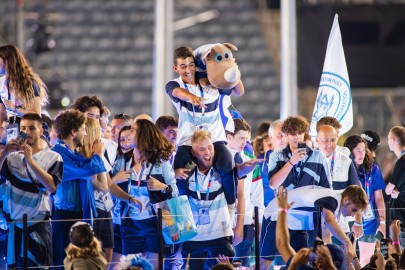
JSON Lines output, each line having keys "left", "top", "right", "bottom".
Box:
{"left": 224, "top": 52, "right": 230, "bottom": 59}
{"left": 215, "top": 54, "right": 223, "bottom": 62}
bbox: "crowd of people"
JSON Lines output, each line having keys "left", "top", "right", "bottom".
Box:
{"left": 0, "top": 43, "right": 405, "bottom": 270}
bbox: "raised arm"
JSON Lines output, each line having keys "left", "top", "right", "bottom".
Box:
{"left": 275, "top": 187, "right": 296, "bottom": 263}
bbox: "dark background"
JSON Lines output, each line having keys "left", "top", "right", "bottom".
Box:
{"left": 298, "top": 4, "right": 405, "bottom": 88}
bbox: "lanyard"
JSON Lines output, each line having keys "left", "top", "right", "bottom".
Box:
{"left": 360, "top": 168, "right": 371, "bottom": 198}
{"left": 330, "top": 152, "right": 335, "bottom": 179}
{"left": 127, "top": 159, "right": 144, "bottom": 189}
{"left": 292, "top": 161, "right": 302, "bottom": 184}
{"left": 184, "top": 83, "right": 205, "bottom": 117}
{"left": 184, "top": 83, "right": 204, "bottom": 99}
{"left": 136, "top": 165, "right": 144, "bottom": 187}
{"left": 195, "top": 169, "right": 214, "bottom": 201}
{"left": 401, "top": 149, "right": 405, "bottom": 157}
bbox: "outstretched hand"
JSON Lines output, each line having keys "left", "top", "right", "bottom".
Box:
{"left": 237, "top": 158, "right": 265, "bottom": 178}
{"left": 276, "top": 186, "right": 295, "bottom": 210}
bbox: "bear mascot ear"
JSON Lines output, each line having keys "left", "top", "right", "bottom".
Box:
{"left": 194, "top": 43, "right": 241, "bottom": 90}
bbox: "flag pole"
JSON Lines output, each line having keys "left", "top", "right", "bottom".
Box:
{"left": 280, "top": 0, "right": 298, "bottom": 119}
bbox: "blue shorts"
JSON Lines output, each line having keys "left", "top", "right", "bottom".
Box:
{"left": 121, "top": 217, "right": 159, "bottom": 254}
{"left": 93, "top": 208, "right": 114, "bottom": 249}
{"left": 358, "top": 234, "right": 376, "bottom": 243}
{"left": 260, "top": 217, "right": 309, "bottom": 262}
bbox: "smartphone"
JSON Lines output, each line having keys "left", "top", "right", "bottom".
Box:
{"left": 184, "top": 160, "right": 197, "bottom": 178}
{"left": 375, "top": 231, "right": 384, "bottom": 241}
{"left": 313, "top": 240, "right": 324, "bottom": 252}
{"left": 297, "top": 142, "right": 306, "bottom": 150}
{"left": 348, "top": 232, "right": 355, "bottom": 243}
{"left": 309, "top": 240, "right": 324, "bottom": 266}
{"left": 17, "top": 131, "right": 29, "bottom": 145}
{"left": 184, "top": 160, "right": 197, "bottom": 171}
{"left": 309, "top": 252, "right": 317, "bottom": 266}
{"left": 380, "top": 238, "right": 389, "bottom": 259}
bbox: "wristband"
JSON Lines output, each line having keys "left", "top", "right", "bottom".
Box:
{"left": 278, "top": 208, "right": 288, "bottom": 213}
{"left": 288, "top": 159, "right": 294, "bottom": 166}
{"left": 161, "top": 184, "right": 169, "bottom": 193}
{"left": 393, "top": 241, "right": 400, "bottom": 245}
{"left": 379, "top": 220, "right": 386, "bottom": 225}
{"left": 353, "top": 221, "right": 363, "bottom": 227}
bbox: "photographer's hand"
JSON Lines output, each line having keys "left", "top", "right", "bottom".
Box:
{"left": 289, "top": 148, "right": 306, "bottom": 165}
{"left": 175, "top": 168, "right": 191, "bottom": 180}
{"left": 22, "top": 143, "right": 33, "bottom": 162}
{"left": 4, "top": 139, "right": 23, "bottom": 154}
{"left": 316, "top": 245, "right": 337, "bottom": 270}
{"left": 276, "top": 186, "right": 295, "bottom": 210}
{"left": 288, "top": 248, "right": 311, "bottom": 270}
{"left": 375, "top": 251, "right": 385, "bottom": 270}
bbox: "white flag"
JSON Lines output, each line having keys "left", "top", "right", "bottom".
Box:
{"left": 309, "top": 14, "right": 353, "bottom": 137}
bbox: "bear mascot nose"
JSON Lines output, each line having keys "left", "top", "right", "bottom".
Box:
{"left": 224, "top": 65, "right": 239, "bottom": 83}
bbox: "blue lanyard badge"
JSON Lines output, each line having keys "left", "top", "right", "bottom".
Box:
{"left": 361, "top": 170, "right": 375, "bottom": 221}
{"left": 364, "top": 172, "right": 371, "bottom": 198}
{"left": 184, "top": 83, "right": 205, "bottom": 117}
{"left": 330, "top": 152, "right": 335, "bottom": 179}
{"left": 195, "top": 169, "right": 214, "bottom": 201}
{"left": 293, "top": 161, "right": 302, "bottom": 185}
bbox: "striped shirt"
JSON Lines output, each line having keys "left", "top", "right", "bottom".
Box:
{"left": 165, "top": 77, "right": 232, "bottom": 146}
{"left": 1, "top": 148, "right": 63, "bottom": 223}
{"left": 187, "top": 167, "right": 233, "bottom": 241}
{"left": 326, "top": 151, "right": 359, "bottom": 192}
{"left": 111, "top": 157, "right": 178, "bottom": 220}
{"left": 268, "top": 145, "right": 332, "bottom": 190}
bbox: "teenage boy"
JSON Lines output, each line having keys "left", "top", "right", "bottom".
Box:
{"left": 260, "top": 116, "right": 332, "bottom": 269}
{"left": 165, "top": 46, "right": 244, "bottom": 207}
{"left": 262, "top": 119, "right": 288, "bottom": 207}
{"left": 51, "top": 109, "right": 106, "bottom": 269}
{"left": 226, "top": 119, "right": 264, "bottom": 267}
{"left": 0, "top": 113, "right": 63, "bottom": 267}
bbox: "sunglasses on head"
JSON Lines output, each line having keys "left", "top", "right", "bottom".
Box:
{"left": 114, "top": 113, "right": 132, "bottom": 125}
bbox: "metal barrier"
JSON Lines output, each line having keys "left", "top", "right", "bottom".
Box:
{"left": 14, "top": 205, "right": 398, "bottom": 269}
{"left": 158, "top": 208, "right": 164, "bottom": 270}
{"left": 254, "top": 206, "right": 260, "bottom": 270}
{"left": 23, "top": 213, "right": 28, "bottom": 270}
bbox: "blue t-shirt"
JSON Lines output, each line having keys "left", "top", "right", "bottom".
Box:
{"left": 358, "top": 163, "right": 386, "bottom": 234}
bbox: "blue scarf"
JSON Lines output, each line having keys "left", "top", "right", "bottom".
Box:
{"left": 52, "top": 140, "right": 106, "bottom": 221}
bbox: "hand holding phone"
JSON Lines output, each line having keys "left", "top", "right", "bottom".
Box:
{"left": 184, "top": 160, "right": 197, "bottom": 178}
{"left": 313, "top": 240, "right": 324, "bottom": 252}
{"left": 17, "top": 131, "right": 29, "bottom": 145}
{"left": 290, "top": 142, "right": 307, "bottom": 165}
{"left": 297, "top": 142, "right": 307, "bottom": 150}
{"left": 380, "top": 238, "right": 389, "bottom": 259}
{"left": 184, "top": 160, "right": 197, "bottom": 171}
